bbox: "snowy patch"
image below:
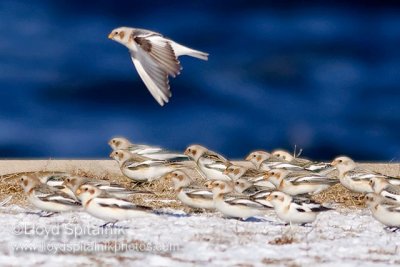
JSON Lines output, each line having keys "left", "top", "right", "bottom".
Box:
{"left": 0, "top": 205, "right": 399, "bottom": 266}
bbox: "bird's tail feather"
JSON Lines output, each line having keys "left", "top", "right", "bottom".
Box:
{"left": 170, "top": 42, "right": 209, "bottom": 60}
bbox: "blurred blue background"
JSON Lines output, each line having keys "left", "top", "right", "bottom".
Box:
{"left": 1, "top": 0, "right": 400, "bottom": 161}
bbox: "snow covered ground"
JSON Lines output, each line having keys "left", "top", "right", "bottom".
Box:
{"left": 0, "top": 203, "right": 399, "bottom": 267}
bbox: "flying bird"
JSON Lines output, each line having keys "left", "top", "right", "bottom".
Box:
{"left": 108, "top": 27, "right": 209, "bottom": 106}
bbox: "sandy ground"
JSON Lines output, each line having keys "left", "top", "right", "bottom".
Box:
{"left": 0, "top": 160, "right": 399, "bottom": 266}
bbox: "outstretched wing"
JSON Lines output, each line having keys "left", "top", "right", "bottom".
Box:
{"left": 130, "top": 34, "right": 181, "bottom": 106}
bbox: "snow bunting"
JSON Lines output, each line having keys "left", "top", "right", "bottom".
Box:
{"left": 223, "top": 164, "right": 275, "bottom": 189}
{"left": 272, "top": 150, "right": 333, "bottom": 174}
{"left": 109, "top": 137, "right": 188, "bottom": 162}
{"left": 365, "top": 193, "right": 400, "bottom": 229}
{"left": 264, "top": 169, "right": 337, "bottom": 195}
{"left": 369, "top": 177, "right": 400, "bottom": 204}
{"left": 76, "top": 184, "right": 154, "bottom": 227}
{"left": 331, "top": 156, "right": 400, "bottom": 193}
{"left": 19, "top": 175, "right": 81, "bottom": 214}
{"left": 184, "top": 145, "right": 231, "bottom": 181}
{"left": 245, "top": 151, "right": 303, "bottom": 171}
{"left": 63, "top": 176, "right": 151, "bottom": 199}
{"left": 110, "top": 150, "right": 186, "bottom": 182}
{"left": 108, "top": 27, "right": 208, "bottom": 106}
{"left": 18, "top": 172, "right": 78, "bottom": 200}
{"left": 164, "top": 170, "right": 214, "bottom": 209}
{"left": 267, "top": 191, "right": 332, "bottom": 225}
{"left": 209, "top": 181, "right": 271, "bottom": 219}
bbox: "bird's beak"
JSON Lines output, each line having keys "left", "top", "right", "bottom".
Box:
{"left": 263, "top": 173, "right": 271, "bottom": 180}
{"left": 245, "top": 155, "right": 252, "bottom": 161}
{"left": 266, "top": 195, "right": 273, "bottom": 201}
{"left": 183, "top": 149, "right": 189, "bottom": 156}
{"left": 76, "top": 189, "right": 82, "bottom": 196}
{"left": 331, "top": 160, "right": 337, "bottom": 166}
{"left": 223, "top": 169, "right": 229, "bottom": 175}
{"left": 109, "top": 152, "right": 114, "bottom": 158}
{"left": 108, "top": 32, "right": 115, "bottom": 39}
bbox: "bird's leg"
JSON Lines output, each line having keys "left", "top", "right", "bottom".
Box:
{"left": 99, "top": 222, "right": 113, "bottom": 228}
{"left": 384, "top": 226, "right": 400, "bottom": 233}
{"left": 39, "top": 211, "right": 56, "bottom": 217}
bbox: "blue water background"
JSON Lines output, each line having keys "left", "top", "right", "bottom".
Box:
{"left": 1, "top": 1, "right": 400, "bottom": 161}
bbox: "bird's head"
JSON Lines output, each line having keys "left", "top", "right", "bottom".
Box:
{"left": 62, "top": 176, "right": 83, "bottom": 193}
{"left": 271, "top": 150, "right": 293, "bottom": 162}
{"left": 364, "top": 193, "right": 380, "bottom": 207}
{"left": 19, "top": 175, "right": 39, "bottom": 193}
{"left": 209, "top": 181, "right": 233, "bottom": 195}
{"left": 163, "top": 170, "right": 191, "bottom": 190}
{"left": 368, "top": 177, "right": 387, "bottom": 194}
{"left": 184, "top": 144, "right": 207, "bottom": 162}
{"left": 76, "top": 184, "right": 100, "bottom": 202}
{"left": 109, "top": 150, "right": 131, "bottom": 163}
{"left": 108, "top": 27, "right": 131, "bottom": 45}
{"left": 331, "top": 156, "right": 355, "bottom": 174}
{"left": 108, "top": 137, "right": 132, "bottom": 150}
{"left": 245, "top": 151, "right": 271, "bottom": 168}
{"left": 233, "top": 179, "right": 252, "bottom": 193}
{"left": 223, "top": 164, "right": 246, "bottom": 179}
{"left": 266, "top": 191, "right": 288, "bottom": 206}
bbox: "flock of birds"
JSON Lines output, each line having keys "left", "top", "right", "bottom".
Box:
{"left": 10, "top": 137, "right": 400, "bottom": 231}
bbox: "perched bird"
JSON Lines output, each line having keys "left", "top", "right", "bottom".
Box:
{"left": 164, "top": 170, "right": 214, "bottom": 210}
{"left": 208, "top": 180, "right": 271, "bottom": 219}
{"left": 267, "top": 191, "right": 332, "bottom": 225}
{"left": 19, "top": 175, "right": 81, "bottom": 215}
{"left": 245, "top": 151, "right": 303, "bottom": 171}
{"left": 109, "top": 137, "right": 188, "bottom": 162}
{"left": 63, "top": 176, "right": 152, "bottom": 199}
{"left": 184, "top": 145, "right": 231, "bottom": 181}
{"left": 331, "top": 156, "right": 400, "bottom": 193}
{"left": 369, "top": 177, "right": 400, "bottom": 204}
{"left": 223, "top": 164, "right": 275, "bottom": 189}
{"left": 272, "top": 150, "right": 333, "bottom": 174}
{"left": 365, "top": 193, "right": 400, "bottom": 230}
{"left": 108, "top": 27, "right": 208, "bottom": 106}
{"left": 76, "top": 184, "right": 154, "bottom": 227}
{"left": 110, "top": 150, "right": 186, "bottom": 182}
{"left": 264, "top": 169, "right": 337, "bottom": 195}
{"left": 7, "top": 171, "right": 71, "bottom": 187}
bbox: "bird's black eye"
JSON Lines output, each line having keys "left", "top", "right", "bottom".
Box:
{"left": 274, "top": 195, "right": 278, "bottom": 198}
{"left": 339, "top": 160, "right": 342, "bottom": 163}
{"left": 84, "top": 188, "right": 88, "bottom": 191}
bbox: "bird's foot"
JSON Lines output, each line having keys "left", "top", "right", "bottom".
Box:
{"left": 384, "top": 226, "right": 400, "bottom": 233}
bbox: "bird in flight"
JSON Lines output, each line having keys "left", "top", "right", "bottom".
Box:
{"left": 108, "top": 27, "right": 209, "bottom": 106}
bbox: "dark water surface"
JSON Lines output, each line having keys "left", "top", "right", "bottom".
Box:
{"left": 1, "top": 1, "right": 399, "bottom": 161}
